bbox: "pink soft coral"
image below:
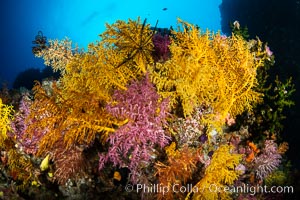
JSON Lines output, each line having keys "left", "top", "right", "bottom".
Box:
{"left": 254, "top": 140, "right": 281, "bottom": 180}
{"left": 98, "top": 75, "right": 170, "bottom": 183}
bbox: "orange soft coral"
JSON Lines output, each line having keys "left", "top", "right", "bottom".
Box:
{"left": 246, "top": 141, "right": 260, "bottom": 162}
{"left": 155, "top": 143, "right": 200, "bottom": 200}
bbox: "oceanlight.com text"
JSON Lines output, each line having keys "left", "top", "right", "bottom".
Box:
{"left": 208, "top": 183, "right": 293, "bottom": 196}
{"left": 125, "top": 183, "right": 294, "bottom": 196}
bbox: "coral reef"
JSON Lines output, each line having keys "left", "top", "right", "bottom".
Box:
{"left": 0, "top": 18, "right": 296, "bottom": 199}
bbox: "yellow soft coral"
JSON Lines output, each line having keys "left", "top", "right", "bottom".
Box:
{"left": 27, "top": 81, "right": 117, "bottom": 156}
{"left": 7, "top": 148, "right": 35, "bottom": 191}
{"left": 186, "top": 145, "right": 242, "bottom": 200}
{"left": 150, "top": 19, "right": 267, "bottom": 130}
{"left": 0, "top": 98, "right": 14, "bottom": 146}
{"left": 27, "top": 18, "right": 154, "bottom": 155}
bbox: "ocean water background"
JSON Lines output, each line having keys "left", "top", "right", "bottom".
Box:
{"left": 0, "top": 0, "right": 222, "bottom": 87}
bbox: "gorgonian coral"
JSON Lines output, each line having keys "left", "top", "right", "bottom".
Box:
{"left": 98, "top": 75, "right": 170, "bottom": 184}
{"left": 254, "top": 140, "right": 281, "bottom": 180}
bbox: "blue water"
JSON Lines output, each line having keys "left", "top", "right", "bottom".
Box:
{"left": 0, "top": 0, "right": 222, "bottom": 88}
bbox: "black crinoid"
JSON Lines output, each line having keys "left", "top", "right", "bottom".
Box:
{"left": 32, "top": 31, "right": 48, "bottom": 55}
{"left": 100, "top": 17, "right": 158, "bottom": 73}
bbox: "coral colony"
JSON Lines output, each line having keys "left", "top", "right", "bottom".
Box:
{"left": 0, "top": 18, "right": 296, "bottom": 199}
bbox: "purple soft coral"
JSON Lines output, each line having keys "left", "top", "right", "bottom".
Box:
{"left": 10, "top": 94, "right": 47, "bottom": 154}
{"left": 10, "top": 95, "right": 37, "bottom": 154}
{"left": 99, "top": 75, "right": 170, "bottom": 183}
{"left": 254, "top": 140, "right": 281, "bottom": 180}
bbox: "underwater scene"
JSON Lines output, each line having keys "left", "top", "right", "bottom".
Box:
{"left": 1, "top": 1, "right": 300, "bottom": 199}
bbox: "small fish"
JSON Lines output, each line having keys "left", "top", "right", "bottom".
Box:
{"left": 113, "top": 167, "right": 130, "bottom": 186}
{"left": 162, "top": 8, "right": 167, "bottom": 11}
{"left": 113, "top": 171, "right": 122, "bottom": 182}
